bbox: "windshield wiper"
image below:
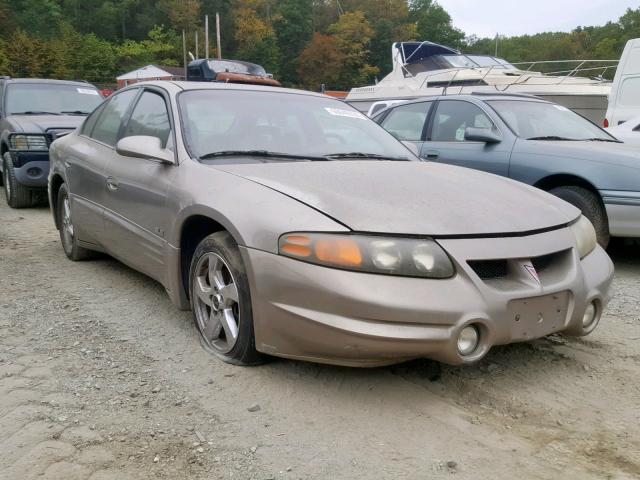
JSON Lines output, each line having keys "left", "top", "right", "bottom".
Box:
{"left": 199, "top": 150, "right": 327, "bottom": 161}
{"left": 526, "top": 136, "right": 576, "bottom": 141}
{"left": 61, "top": 110, "right": 91, "bottom": 115}
{"left": 324, "top": 152, "right": 410, "bottom": 161}
{"left": 583, "top": 137, "right": 622, "bottom": 143}
{"left": 11, "top": 111, "right": 61, "bottom": 115}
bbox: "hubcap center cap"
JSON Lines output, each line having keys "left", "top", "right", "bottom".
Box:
{"left": 211, "top": 293, "right": 224, "bottom": 311}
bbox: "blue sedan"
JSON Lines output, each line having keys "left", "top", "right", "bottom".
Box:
{"left": 373, "top": 93, "right": 640, "bottom": 246}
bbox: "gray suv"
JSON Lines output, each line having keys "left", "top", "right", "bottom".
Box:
{"left": 0, "top": 78, "right": 103, "bottom": 208}
{"left": 373, "top": 93, "right": 640, "bottom": 247}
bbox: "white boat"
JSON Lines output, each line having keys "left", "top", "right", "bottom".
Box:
{"left": 346, "top": 42, "right": 618, "bottom": 124}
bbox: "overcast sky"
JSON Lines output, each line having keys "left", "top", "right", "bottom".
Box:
{"left": 438, "top": 0, "right": 640, "bottom": 38}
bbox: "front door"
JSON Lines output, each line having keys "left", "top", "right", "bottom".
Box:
{"left": 101, "top": 88, "right": 176, "bottom": 283}
{"left": 423, "top": 99, "right": 514, "bottom": 177}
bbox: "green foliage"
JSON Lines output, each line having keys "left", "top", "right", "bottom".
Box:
{"left": 0, "top": 1, "right": 639, "bottom": 88}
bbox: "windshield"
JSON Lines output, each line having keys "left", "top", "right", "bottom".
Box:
{"left": 487, "top": 100, "right": 615, "bottom": 141}
{"left": 5, "top": 83, "right": 102, "bottom": 115}
{"left": 178, "top": 90, "right": 415, "bottom": 161}
{"left": 441, "top": 55, "right": 477, "bottom": 68}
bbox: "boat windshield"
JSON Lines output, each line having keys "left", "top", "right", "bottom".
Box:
{"left": 405, "top": 54, "right": 517, "bottom": 76}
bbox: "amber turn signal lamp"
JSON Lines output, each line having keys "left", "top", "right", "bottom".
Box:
{"left": 280, "top": 234, "right": 312, "bottom": 257}
{"left": 315, "top": 238, "right": 362, "bottom": 267}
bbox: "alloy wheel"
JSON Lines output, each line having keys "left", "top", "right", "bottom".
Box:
{"left": 192, "top": 252, "right": 240, "bottom": 354}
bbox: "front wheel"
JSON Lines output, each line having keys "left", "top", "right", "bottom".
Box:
{"left": 3, "top": 152, "right": 32, "bottom": 208}
{"left": 189, "top": 231, "right": 263, "bottom": 366}
{"left": 56, "top": 183, "right": 93, "bottom": 261}
{"left": 549, "top": 185, "right": 610, "bottom": 248}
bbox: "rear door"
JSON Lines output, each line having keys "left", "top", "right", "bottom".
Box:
{"left": 66, "top": 89, "right": 139, "bottom": 247}
{"left": 422, "top": 99, "right": 513, "bottom": 177}
{"left": 101, "top": 87, "right": 176, "bottom": 283}
{"left": 378, "top": 101, "right": 433, "bottom": 153}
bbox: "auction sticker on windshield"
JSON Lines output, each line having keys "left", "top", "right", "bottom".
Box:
{"left": 77, "top": 88, "right": 100, "bottom": 95}
{"left": 325, "top": 107, "right": 366, "bottom": 119}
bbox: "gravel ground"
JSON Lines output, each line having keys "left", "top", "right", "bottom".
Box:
{"left": 1, "top": 196, "right": 639, "bottom": 480}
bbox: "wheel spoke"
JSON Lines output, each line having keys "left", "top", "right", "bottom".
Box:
{"left": 203, "top": 310, "right": 223, "bottom": 340}
{"left": 194, "top": 278, "right": 212, "bottom": 306}
{"left": 221, "top": 309, "right": 239, "bottom": 341}
{"left": 219, "top": 283, "right": 238, "bottom": 305}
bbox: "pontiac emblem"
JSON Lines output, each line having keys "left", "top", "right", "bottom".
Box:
{"left": 523, "top": 263, "right": 540, "bottom": 285}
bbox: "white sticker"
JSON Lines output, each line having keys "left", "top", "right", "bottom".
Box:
{"left": 553, "top": 104, "right": 570, "bottom": 112}
{"left": 324, "top": 107, "right": 366, "bottom": 119}
{"left": 77, "top": 88, "right": 100, "bottom": 95}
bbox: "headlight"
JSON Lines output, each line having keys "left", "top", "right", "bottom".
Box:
{"left": 9, "top": 134, "right": 48, "bottom": 151}
{"left": 569, "top": 215, "right": 597, "bottom": 259}
{"left": 279, "top": 233, "right": 455, "bottom": 278}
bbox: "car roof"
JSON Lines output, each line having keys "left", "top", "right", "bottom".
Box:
{"left": 129, "top": 80, "right": 330, "bottom": 99}
{"left": 1, "top": 78, "right": 98, "bottom": 88}
{"left": 396, "top": 93, "right": 551, "bottom": 105}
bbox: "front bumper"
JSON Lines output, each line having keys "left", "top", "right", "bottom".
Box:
{"left": 601, "top": 190, "right": 640, "bottom": 237}
{"left": 8, "top": 151, "right": 50, "bottom": 187}
{"left": 242, "top": 227, "right": 614, "bottom": 367}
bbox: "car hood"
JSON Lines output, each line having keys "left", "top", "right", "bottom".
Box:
{"left": 212, "top": 161, "right": 579, "bottom": 236}
{"left": 8, "top": 114, "right": 85, "bottom": 134}
{"left": 519, "top": 139, "right": 640, "bottom": 168}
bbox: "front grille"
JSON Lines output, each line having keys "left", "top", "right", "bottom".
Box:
{"left": 468, "top": 259, "right": 508, "bottom": 280}
{"left": 531, "top": 252, "right": 555, "bottom": 272}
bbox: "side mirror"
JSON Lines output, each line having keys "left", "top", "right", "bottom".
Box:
{"left": 464, "top": 127, "right": 502, "bottom": 144}
{"left": 401, "top": 141, "right": 420, "bottom": 157}
{"left": 116, "top": 135, "right": 174, "bottom": 164}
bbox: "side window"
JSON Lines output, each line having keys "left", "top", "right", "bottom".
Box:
{"left": 80, "top": 102, "right": 106, "bottom": 136}
{"left": 122, "top": 91, "right": 171, "bottom": 148}
{"left": 431, "top": 101, "right": 494, "bottom": 142}
{"left": 90, "top": 89, "right": 138, "bottom": 146}
{"left": 381, "top": 102, "right": 432, "bottom": 141}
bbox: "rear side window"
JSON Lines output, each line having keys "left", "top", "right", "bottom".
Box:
{"left": 122, "top": 91, "right": 171, "bottom": 148}
{"left": 431, "top": 101, "right": 494, "bottom": 142}
{"left": 380, "top": 102, "right": 432, "bottom": 141}
{"left": 90, "top": 89, "right": 138, "bottom": 146}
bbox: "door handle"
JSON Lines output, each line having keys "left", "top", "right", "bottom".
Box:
{"left": 106, "top": 176, "right": 119, "bottom": 192}
{"left": 425, "top": 150, "right": 440, "bottom": 160}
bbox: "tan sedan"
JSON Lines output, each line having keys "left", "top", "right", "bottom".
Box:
{"left": 48, "top": 81, "right": 614, "bottom": 367}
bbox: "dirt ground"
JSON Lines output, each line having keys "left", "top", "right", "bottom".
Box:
{"left": 1, "top": 196, "right": 639, "bottom": 480}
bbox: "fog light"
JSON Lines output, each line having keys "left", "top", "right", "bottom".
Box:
{"left": 582, "top": 302, "right": 597, "bottom": 328}
{"left": 27, "top": 167, "right": 41, "bottom": 177}
{"left": 457, "top": 325, "right": 479, "bottom": 356}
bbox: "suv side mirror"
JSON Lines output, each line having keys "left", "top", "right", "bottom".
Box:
{"left": 464, "top": 127, "right": 502, "bottom": 144}
{"left": 116, "top": 136, "right": 174, "bottom": 164}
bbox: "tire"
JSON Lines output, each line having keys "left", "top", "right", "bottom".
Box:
{"left": 189, "top": 231, "right": 263, "bottom": 366}
{"left": 3, "top": 152, "right": 33, "bottom": 208}
{"left": 549, "top": 185, "right": 610, "bottom": 248}
{"left": 56, "top": 183, "right": 93, "bottom": 261}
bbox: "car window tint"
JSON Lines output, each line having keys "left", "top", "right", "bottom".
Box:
{"left": 123, "top": 91, "right": 171, "bottom": 148}
{"left": 381, "top": 102, "right": 432, "bottom": 141}
{"left": 431, "top": 101, "right": 494, "bottom": 142}
{"left": 91, "top": 89, "right": 138, "bottom": 146}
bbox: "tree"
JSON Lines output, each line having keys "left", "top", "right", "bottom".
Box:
{"left": 328, "top": 11, "right": 379, "bottom": 88}
{"left": 409, "top": 0, "right": 465, "bottom": 49}
{"left": 273, "top": 0, "right": 314, "bottom": 84}
{"left": 159, "top": 0, "right": 202, "bottom": 32}
{"left": 0, "top": 39, "right": 9, "bottom": 76}
{"left": 117, "top": 26, "right": 181, "bottom": 72}
{"left": 233, "top": 3, "right": 280, "bottom": 74}
{"left": 297, "top": 32, "right": 344, "bottom": 89}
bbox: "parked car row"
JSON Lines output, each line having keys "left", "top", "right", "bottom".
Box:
{"left": 0, "top": 77, "right": 623, "bottom": 369}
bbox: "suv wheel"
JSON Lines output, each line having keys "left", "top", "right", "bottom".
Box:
{"left": 3, "top": 152, "right": 32, "bottom": 208}
{"left": 549, "top": 185, "right": 610, "bottom": 248}
{"left": 189, "top": 231, "right": 264, "bottom": 366}
{"left": 56, "top": 183, "right": 93, "bottom": 260}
